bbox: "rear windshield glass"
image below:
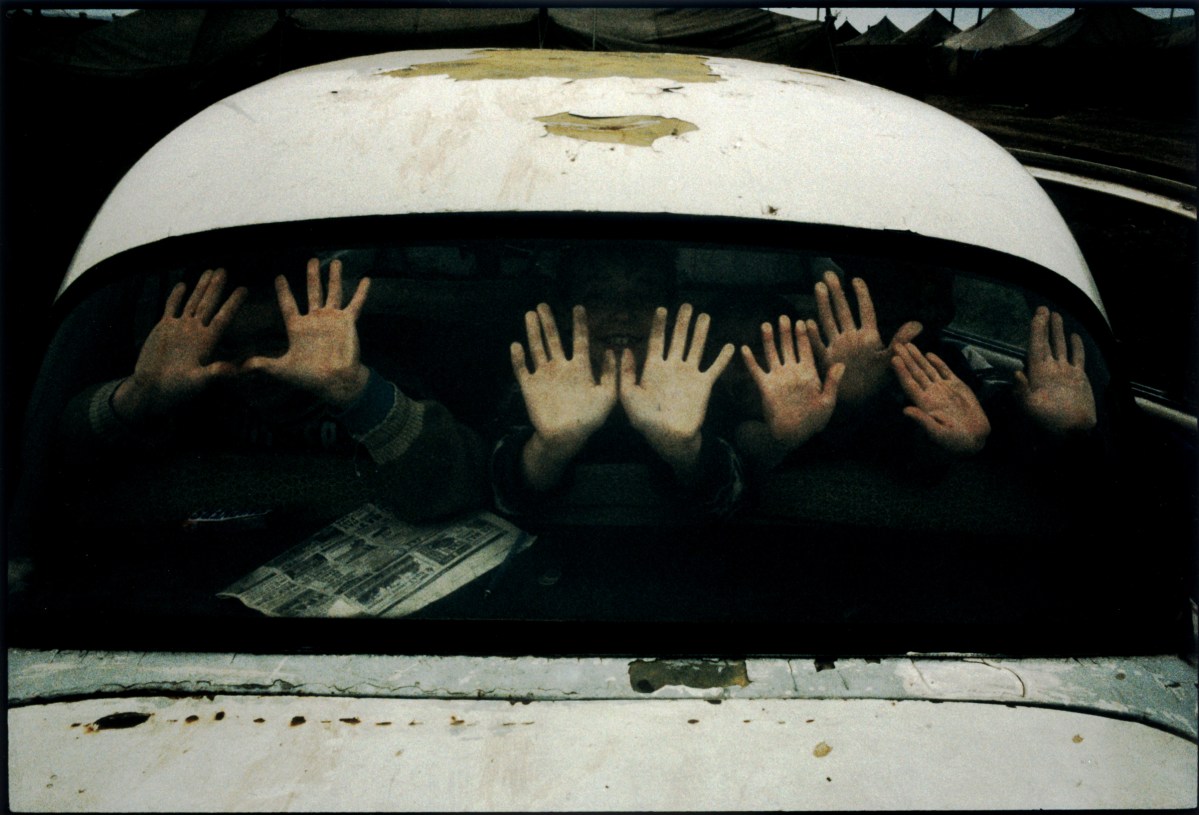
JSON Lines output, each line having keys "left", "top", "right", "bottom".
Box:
{"left": 8, "top": 235, "right": 1184, "bottom": 654}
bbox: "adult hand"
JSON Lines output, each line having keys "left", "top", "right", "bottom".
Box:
{"left": 242, "top": 258, "right": 371, "bottom": 409}
{"left": 112, "top": 268, "right": 247, "bottom": 423}
{"left": 1014, "top": 306, "right": 1097, "bottom": 434}
{"left": 620, "top": 304, "right": 735, "bottom": 477}
{"left": 892, "top": 342, "right": 990, "bottom": 455}
{"left": 511, "top": 304, "right": 617, "bottom": 490}
{"left": 742, "top": 314, "right": 844, "bottom": 452}
{"left": 807, "top": 271, "right": 922, "bottom": 407}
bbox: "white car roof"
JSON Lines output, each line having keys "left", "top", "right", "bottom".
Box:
{"left": 60, "top": 48, "right": 1099, "bottom": 309}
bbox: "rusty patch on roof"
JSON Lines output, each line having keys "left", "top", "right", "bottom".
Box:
{"left": 382, "top": 49, "right": 721, "bottom": 83}
{"left": 629, "top": 659, "right": 750, "bottom": 693}
{"left": 536, "top": 113, "right": 697, "bottom": 147}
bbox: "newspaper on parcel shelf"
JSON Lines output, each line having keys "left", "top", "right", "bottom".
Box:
{"left": 219, "top": 503, "right": 532, "bottom": 618}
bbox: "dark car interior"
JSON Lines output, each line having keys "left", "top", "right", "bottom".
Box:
{"left": 7, "top": 221, "right": 1193, "bottom": 657}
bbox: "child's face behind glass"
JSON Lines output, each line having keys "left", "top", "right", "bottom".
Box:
{"left": 565, "top": 249, "right": 671, "bottom": 375}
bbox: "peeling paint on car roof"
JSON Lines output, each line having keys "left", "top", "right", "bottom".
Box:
{"left": 535, "top": 113, "right": 698, "bottom": 146}
{"left": 379, "top": 48, "right": 722, "bottom": 83}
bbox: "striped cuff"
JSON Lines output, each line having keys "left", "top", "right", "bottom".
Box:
{"left": 89, "top": 378, "right": 134, "bottom": 440}
{"left": 87, "top": 378, "right": 125, "bottom": 436}
{"left": 86, "top": 378, "right": 175, "bottom": 447}
{"left": 344, "top": 373, "right": 427, "bottom": 465}
{"left": 336, "top": 368, "right": 395, "bottom": 436}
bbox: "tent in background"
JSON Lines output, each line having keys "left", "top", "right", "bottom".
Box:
{"left": 892, "top": 9, "right": 958, "bottom": 47}
{"left": 13, "top": 7, "right": 833, "bottom": 79}
{"left": 937, "top": 8, "right": 1038, "bottom": 86}
{"left": 832, "top": 20, "right": 860, "bottom": 45}
{"left": 1011, "top": 5, "right": 1160, "bottom": 48}
{"left": 278, "top": 8, "right": 543, "bottom": 69}
{"left": 940, "top": 7, "right": 1037, "bottom": 51}
{"left": 839, "top": 13, "right": 957, "bottom": 97}
{"left": 841, "top": 15, "right": 901, "bottom": 46}
{"left": 546, "top": 8, "right": 831, "bottom": 69}
{"left": 984, "top": 6, "right": 1191, "bottom": 111}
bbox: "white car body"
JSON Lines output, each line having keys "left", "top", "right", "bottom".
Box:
{"left": 61, "top": 49, "right": 1097, "bottom": 309}
{"left": 9, "top": 651, "right": 1197, "bottom": 810}
{"left": 13, "top": 48, "right": 1194, "bottom": 810}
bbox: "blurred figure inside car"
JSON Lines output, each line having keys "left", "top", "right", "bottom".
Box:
{"left": 490, "top": 243, "right": 744, "bottom": 519}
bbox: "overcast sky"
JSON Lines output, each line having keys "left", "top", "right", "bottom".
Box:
{"left": 767, "top": 7, "right": 1194, "bottom": 33}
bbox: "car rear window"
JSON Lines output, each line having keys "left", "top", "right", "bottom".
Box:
{"left": 8, "top": 230, "right": 1185, "bottom": 655}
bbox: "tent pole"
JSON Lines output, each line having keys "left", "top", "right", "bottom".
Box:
{"left": 823, "top": 7, "right": 839, "bottom": 76}
{"left": 950, "top": 8, "right": 955, "bottom": 24}
{"left": 977, "top": 8, "right": 983, "bottom": 25}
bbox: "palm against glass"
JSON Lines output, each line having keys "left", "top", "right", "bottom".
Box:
{"left": 1014, "top": 307, "right": 1097, "bottom": 434}
{"left": 892, "top": 342, "right": 990, "bottom": 455}
{"left": 620, "top": 304, "right": 735, "bottom": 466}
{"left": 242, "top": 258, "right": 371, "bottom": 409}
{"left": 511, "top": 303, "right": 618, "bottom": 458}
{"left": 115, "top": 267, "right": 247, "bottom": 422}
{"left": 742, "top": 314, "right": 844, "bottom": 450}
{"left": 807, "top": 272, "right": 922, "bottom": 407}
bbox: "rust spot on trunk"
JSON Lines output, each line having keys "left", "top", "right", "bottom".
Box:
{"left": 628, "top": 659, "right": 750, "bottom": 693}
{"left": 85, "top": 712, "right": 152, "bottom": 732}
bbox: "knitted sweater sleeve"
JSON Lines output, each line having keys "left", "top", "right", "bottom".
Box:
{"left": 323, "top": 368, "right": 490, "bottom": 521}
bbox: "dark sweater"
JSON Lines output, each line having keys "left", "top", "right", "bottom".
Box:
{"left": 59, "top": 368, "right": 489, "bottom": 527}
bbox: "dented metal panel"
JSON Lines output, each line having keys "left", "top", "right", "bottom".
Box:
{"left": 9, "top": 694, "right": 1196, "bottom": 810}
{"left": 60, "top": 48, "right": 1097, "bottom": 309}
